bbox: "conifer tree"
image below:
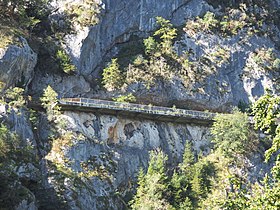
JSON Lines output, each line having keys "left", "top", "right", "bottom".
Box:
{"left": 170, "top": 142, "right": 194, "bottom": 209}
{"left": 154, "top": 17, "right": 177, "bottom": 55}
{"left": 102, "top": 58, "right": 123, "bottom": 91}
{"left": 131, "top": 150, "right": 171, "bottom": 210}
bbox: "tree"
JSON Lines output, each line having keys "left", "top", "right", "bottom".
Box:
{"left": 56, "top": 50, "right": 76, "bottom": 74}
{"left": 252, "top": 90, "right": 280, "bottom": 135}
{"left": 40, "top": 85, "right": 60, "bottom": 122}
{"left": 0, "top": 0, "right": 51, "bottom": 24}
{"left": 252, "top": 91, "right": 280, "bottom": 179}
{"left": 130, "top": 150, "right": 171, "bottom": 210}
{"left": 190, "top": 160, "right": 215, "bottom": 201}
{"left": 154, "top": 17, "right": 177, "bottom": 55}
{"left": 102, "top": 58, "right": 123, "bottom": 91}
{"left": 112, "top": 93, "right": 136, "bottom": 103}
{"left": 4, "top": 87, "right": 25, "bottom": 108}
{"left": 143, "top": 36, "right": 158, "bottom": 55}
{"left": 170, "top": 142, "right": 194, "bottom": 209}
{"left": 211, "top": 110, "right": 257, "bottom": 159}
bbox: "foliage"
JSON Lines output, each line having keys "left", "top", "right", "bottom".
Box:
{"left": 249, "top": 48, "right": 280, "bottom": 71}
{"left": 184, "top": 6, "right": 267, "bottom": 37}
{"left": 184, "top": 12, "right": 219, "bottom": 35}
{"left": 113, "top": 93, "right": 136, "bottom": 103}
{"left": 102, "top": 58, "right": 124, "bottom": 91}
{"left": 40, "top": 85, "right": 60, "bottom": 122}
{"left": 169, "top": 142, "right": 194, "bottom": 209}
{"left": 130, "top": 150, "right": 171, "bottom": 210}
{"left": 273, "top": 58, "right": 280, "bottom": 70}
{"left": 0, "top": 124, "right": 18, "bottom": 159}
{"left": 143, "top": 37, "right": 158, "bottom": 55}
{"left": 191, "top": 160, "right": 215, "bottom": 201}
{"left": 207, "top": 47, "right": 230, "bottom": 67}
{"left": 211, "top": 110, "right": 257, "bottom": 159}
{"left": 65, "top": 0, "right": 101, "bottom": 27}
{"left": 252, "top": 92, "right": 280, "bottom": 179}
{"left": 214, "top": 176, "right": 280, "bottom": 210}
{"left": 199, "top": 12, "right": 219, "bottom": 31}
{"left": 56, "top": 50, "right": 76, "bottom": 74}
{"left": 0, "top": 0, "right": 51, "bottom": 32}
{"left": 4, "top": 87, "right": 25, "bottom": 108}
{"left": 142, "top": 16, "right": 177, "bottom": 57}
{"left": 0, "top": 123, "right": 35, "bottom": 209}
{"left": 131, "top": 143, "right": 215, "bottom": 209}
{"left": 129, "top": 93, "right": 280, "bottom": 209}
{"left": 252, "top": 91, "right": 280, "bottom": 135}
{"left": 154, "top": 17, "right": 177, "bottom": 55}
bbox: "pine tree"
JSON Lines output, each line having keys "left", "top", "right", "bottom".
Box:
{"left": 169, "top": 142, "right": 194, "bottom": 209}
{"left": 40, "top": 85, "right": 60, "bottom": 122}
{"left": 154, "top": 17, "right": 177, "bottom": 55}
{"left": 102, "top": 58, "right": 123, "bottom": 91}
{"left": 131, "top": 150, "right": 171, "bottom": 210}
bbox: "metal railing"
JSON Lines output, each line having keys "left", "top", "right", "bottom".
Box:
{"left": 59, "top": 98, "right": 216, "bottom": 121}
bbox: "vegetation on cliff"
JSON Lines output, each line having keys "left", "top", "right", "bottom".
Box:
{"left": 130, "top": 95, "right": 280, "bottom": 209}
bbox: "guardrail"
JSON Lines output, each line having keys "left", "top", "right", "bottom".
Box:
{"left": 59, "top": 98, "right": 216, "bottom": 121}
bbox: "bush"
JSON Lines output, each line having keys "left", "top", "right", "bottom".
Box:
{"left": 65, "top": 0, "right": 101, "bottom": 27}
{"left": 56, "top": 50, "right": 76, "bottom": 74}
{"left": 4, "top": 87, "right": 25, "bottom": 108}
{"left": 273, "top": 58, "right": 280, "bottom": 70}
{"left": 143, "top": 37, "right": 158, "bottom": 55}
{"left": 113, "top": 93, "right": 136, "bottom": 103}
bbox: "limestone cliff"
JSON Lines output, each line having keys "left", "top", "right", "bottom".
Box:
{"left": 28, "top": 0, "right": 280, "bottom": 111}
{"left": 0, "top": 0, "right": 279, "bottom": 209}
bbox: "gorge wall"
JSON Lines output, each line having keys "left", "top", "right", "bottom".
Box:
{"left": 0, "top": 0, "right": 279, "bottom": 209}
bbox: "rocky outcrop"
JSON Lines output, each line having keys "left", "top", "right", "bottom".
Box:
{"left": 50, "top": 111, "right": 211, "bottom": 209}
{"left": 29, "top": 73, "right": 92, "bottom": 98}
{"left": 71, "top": 0, "right": 212, "bottom": 77}
{"left": 43, "top": 0, "right": 279, "bottom": 111}
{"left": 0, "top": 37, "right": 37, "bottom": 89}
{"left": 0, "top": 105, "right": 36, "bottom": 147}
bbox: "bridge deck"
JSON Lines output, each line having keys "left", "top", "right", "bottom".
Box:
{"left": 58, "top": 98, "right": 216, "bottom": 125}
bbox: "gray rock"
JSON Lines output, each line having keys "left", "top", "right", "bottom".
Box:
{"left": 57, "top": 111, "right": 212, "bottom": 209}
{"left": 0, "top": 37, "right": 37, "bottom": 89}
{"left": 64, "top": 0, "right": 212, "bottom": 77}
{"left": 0, "top": 105, "right": 36, "bottom": 147}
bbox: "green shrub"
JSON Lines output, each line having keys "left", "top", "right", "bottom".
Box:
{"left": 184, "top": 12, "right": 218, "bottom": 35}
{"left": 113, "top": 93, "right": 136, "bottom": 103}
{"left": 56, "top": 50, "right": 76, "bottom": 74}
{"left": 130, "top": 150, "right": 171, "bottom": 210}
{"left": 5, "top": 87, "right": 25, "bottom": 108}
{"left": 65, "top": 0, "right": 101, "bottom": 27}
{"left": 143, "top": 37, "right": 158, "bottom": 55}
{"left": 273, "top": 58, "right": 280, "bottom": 70}
{"left": 154, "top": 17, "right": 177, "bottom": 55}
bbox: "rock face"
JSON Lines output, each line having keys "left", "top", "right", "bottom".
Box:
{"left": 29, "top": 73, "right": 92, "bottom": 98}
{"left": 0, "top": 37, "right": 37, "bottom": 89}
{"left": 0, "top": 105, "right": 35, "bottom": 147}
{"left": 1, "top": 0, "right": 280, "bottom": 209}
{"left": 0, "top": 105, "right": 38, "bottom": 210}
{"left": 43, "top": 0, "right": 280, "bottom": 111}
{"left": 54, "top": 111, "right": 212, "bottom": 209}
{"left": 125, "top": 33, "right": 280, "bottom": 111}
{"left": 71, "top": 0, "right": 212, "bottom": 76}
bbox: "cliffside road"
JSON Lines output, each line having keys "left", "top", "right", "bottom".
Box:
{"left": 58, "top": 98, "right": 216, "bottom": 125}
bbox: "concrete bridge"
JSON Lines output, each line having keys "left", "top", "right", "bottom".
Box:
{"left": 58, "top": 98, "right": 216, "bottom": 125}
